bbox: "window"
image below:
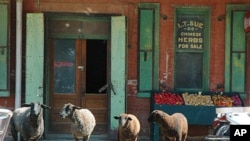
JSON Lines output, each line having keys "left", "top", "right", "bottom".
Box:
{"left": 0, "top": 2, "right": 9, "bottom": 97}
{"left": 174, "top": 7, "right": 210, "bottom": 91}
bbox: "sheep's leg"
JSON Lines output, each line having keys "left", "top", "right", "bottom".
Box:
{"left": 163, "top": 136, "right": 171, "bottom": 141}
{"left": 10, "top": 119, "right": 18, "bottom": 141}
{"left": 10, "top": 130, "right": 18, "bottom": 141}
{"left": 73, "top": 136, "right": 79, "bottom": 141}
{"left": 176, "top": 135, "right": 181, "bottom": 141}
{"left": 82, "top": 135, "right": 90, "bottom": 141}
{"left": 182, "top": 134, "right": 187, "bottom": 141}
{"left": 130, "top": 136, "right": 138, "bottom": 141}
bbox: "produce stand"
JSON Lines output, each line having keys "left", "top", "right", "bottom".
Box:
{"left": 150, "top": 91, "right": 243, "bottom": 141}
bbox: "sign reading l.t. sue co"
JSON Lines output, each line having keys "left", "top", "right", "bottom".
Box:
{"left": 176, "top": 16, "right": 205, "bottom": 50}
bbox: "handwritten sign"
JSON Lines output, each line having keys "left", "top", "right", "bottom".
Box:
{"left": 176, "top": 16, "right": 205, "bottom": 50}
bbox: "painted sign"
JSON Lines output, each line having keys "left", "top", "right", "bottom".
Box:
{"left": 244, "top": 11, "right": 250, "bottom": 33}
{"left": 176, "top": 16, "right": 205, "bottom": 50}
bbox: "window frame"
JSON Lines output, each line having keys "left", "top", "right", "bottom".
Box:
{"left": 174, "top": 7, "right": 210, "bottom": 92}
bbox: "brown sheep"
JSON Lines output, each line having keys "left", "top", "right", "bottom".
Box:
{"left": 114, "top": 113, "right": 140, "bottom": 141}
{"left": 148, "top": 110, "right": 188, "bottom": 141}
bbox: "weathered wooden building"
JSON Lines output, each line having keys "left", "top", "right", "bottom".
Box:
{"left": 1, "top": 0, "right": 250, "bottom": 140}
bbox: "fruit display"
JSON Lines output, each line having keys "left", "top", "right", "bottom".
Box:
{"left": 153, "top": 91, "right": 243, "bottom": 107}
{"left": 231, "top": 94, "right": 243, "bottom": 106}
{"left": 181, "top": 92, "right": 214, "bottom": 106}
{"left": 211, "top": 93, "right": 243, "bottom": 107}
{"left": 154, "top": 92, "right": 184, "bottom": 105}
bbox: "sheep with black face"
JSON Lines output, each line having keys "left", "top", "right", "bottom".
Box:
{"left": 10, "top": 102, "right": 51, "bottom": 141}
{"left": 59, "top": 103, "right": 96, "bottom": 141}
{"left": 114, "top": 113, "right": 140, "bottom": 141}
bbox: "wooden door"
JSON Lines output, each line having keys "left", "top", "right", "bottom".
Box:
{"left": 49, "top": 39, "right": 108, "bottom": 134}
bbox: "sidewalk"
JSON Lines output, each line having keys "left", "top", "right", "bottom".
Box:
{"left": 4, "top": 134, "right": 113, "bottom": 141}
{"left": 4, "top": 126, "right": 208, "bottom": 141}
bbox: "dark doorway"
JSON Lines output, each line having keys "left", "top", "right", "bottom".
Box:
{"left": 86, "top": 40, "right": 107, "bottom": 93}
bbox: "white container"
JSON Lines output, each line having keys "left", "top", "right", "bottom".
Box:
{"left": 0, "top": 109, "right": 13, "bottom": 141}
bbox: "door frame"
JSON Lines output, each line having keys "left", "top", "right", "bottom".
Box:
{"left": 42, "top": 13, "right": 127, "bottom": 135}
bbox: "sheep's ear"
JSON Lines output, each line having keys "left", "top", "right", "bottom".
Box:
{"left": 73, "top": 106, "right": 81, "bottom": 110}
{"left": 114, "top": 116, "right": 120, "bottom": 120}
{"left": 128, "top": 117, "right": 132, "bottom": 121}
{"left": 42, "top": 104, "right": 51, "bottom": 109}
{"left": 22, "top": 103, "right": 32, "bottom": 107}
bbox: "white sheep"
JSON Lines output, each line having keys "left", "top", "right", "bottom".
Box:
{"left": 114, "top": 113, "right": 140, "bottom": 141}
{"left": 148, "top": 110, "right": 188, "bottom": 141}
{"left": 59, "top": 103, "right": 96, "bottom": 141}
{"left": 10, "top": 102, "right": 51, "bottom": 141}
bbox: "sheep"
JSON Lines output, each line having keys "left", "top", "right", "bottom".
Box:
{"left": 59, "top": 103, "right": 96, "bottom": 141}
{"left": 148, "top": 110, "right": 188, "bottom": 141}
{"left": 114, "top": 113, "right": 140, "bottom": 141}
{"left": 10, "top": 102, "right": 51, "bottom": 141}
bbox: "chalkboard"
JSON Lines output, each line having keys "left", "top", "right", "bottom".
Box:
{"left": 175, "top": 52, "right": 202, "bottom": 89}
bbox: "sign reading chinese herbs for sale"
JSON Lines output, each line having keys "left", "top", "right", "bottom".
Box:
{"left": 176, "top": 16, "right": 205, "bottom": 50}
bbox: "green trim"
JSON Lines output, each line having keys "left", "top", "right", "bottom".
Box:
{"left": 0, "top": 3, "right": 9, "bottom": 97}
{"left": 47, "top": 13, "right": 111, "bottom": 40}
{"left": 110, "top": 16, "right": 126, "bottom": 130}
{"left": 50, "top": 34, "right": 110, "bottom": 40}
{"left": 46, "top": 13, "right": 111, "bottom": 21}
{"left": 0, "top": 4, "right": 8, "bottom": 46}
{"left": 137, "top": 3, "right": 159, "bottom": 98}
{"left": 25, "top": 13, "right": 44, "bottom": 103}
{"left": 174, "top": 7, "right": 210, "bottom": 91}
{"left": 225, "top": 4, "right": 249, "bottom": 92}
{"left": 0, "top": 91, "right": 9, "bottom": 97}
{"left": 137, "top": 92, "right": 151, "bottom": 98}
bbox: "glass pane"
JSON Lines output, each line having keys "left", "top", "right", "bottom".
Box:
{"left": 175, "top": 52, "right": 202, "bottom": 89}
{"left": 54, "top": 39, "right": 75, "bottom": 93}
